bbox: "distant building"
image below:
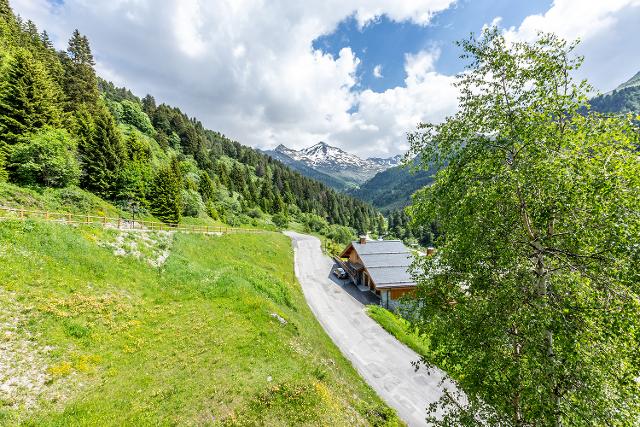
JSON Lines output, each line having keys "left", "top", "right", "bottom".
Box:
{"left": 339, "top": 236, "right": 416, "bottom": 309}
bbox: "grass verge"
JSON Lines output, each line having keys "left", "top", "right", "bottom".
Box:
{"left": 366, "top": 305, "right": 430, "bottom": 359}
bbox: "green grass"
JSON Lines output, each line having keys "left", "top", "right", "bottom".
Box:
{"left": 0, "top": 182, "right": 123, "bottom": 218}
{"left": 366, "top": 306, "right": 431, "bottom": 359}
{"left": 0, "top": 219, "right": 401, "bottom": 426}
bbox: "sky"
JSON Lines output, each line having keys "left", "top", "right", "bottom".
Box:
{"left": 12, "top": 0, "right": 640, "bottom": 158}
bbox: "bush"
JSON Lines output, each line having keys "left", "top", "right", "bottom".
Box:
{"left": 181, "top": 189, "right": 205, "bottom": 217}
{"left": 206, "top": 202, "right": 220, "bottom": 220}
{"left": 272, "top": 212, "right": 289, "bottom": 229}
{"left": 120, "top": 100, "right": 154, "bottom": 135}
{"left": 299, "top": 212, "right": 328, "bottom": 233}
{"left": 324, "top": 224, "right": 356, "bottom": 245}
{"left": 246, "top": 208, "right": 262, "bottom": 219}
{"left": 9, "top": 127, "right": 80, "bottom": 188}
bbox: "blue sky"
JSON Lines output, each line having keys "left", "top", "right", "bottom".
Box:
{"left": 15, "top": 0, "right": 640, "bottom": 157}
{"left": 314, "top": 0, "right": 553, "bottom": 93}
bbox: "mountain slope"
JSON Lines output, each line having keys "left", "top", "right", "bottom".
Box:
{"left": 350, "top": 159, "right": 436, "bottom": 212}
{"left": 589, "top": 70, "right": 640, "bottom": 115}
{"left": 265, "top": 142, "right": 400, "bottom": 189}
{"left": 0, "top": 4, "right": 380, "bottom": 235}
{"left": 262, "top": 148, "right": 354, "bottom": 191}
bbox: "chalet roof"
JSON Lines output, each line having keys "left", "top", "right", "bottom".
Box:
{"left": 350, "top": 240, "right": 408, "bottom": 255}
{"left": 341, "top": 240, "right": 417, "bottom": 289}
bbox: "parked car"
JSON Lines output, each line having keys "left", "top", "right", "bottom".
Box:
{"left": 333, "top": 267, "right": 348, "bottom": 279}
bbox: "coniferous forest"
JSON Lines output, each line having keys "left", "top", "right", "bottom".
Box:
{"left": 0, "top": 1, "right": 382, "bottom": 241}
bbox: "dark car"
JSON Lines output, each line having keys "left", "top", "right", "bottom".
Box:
{"left": 333, "top": 267, "right": 348, "bottom": 279}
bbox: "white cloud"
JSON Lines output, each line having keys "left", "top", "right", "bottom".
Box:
{"left": 10, "top": 0, "right": 456, "bottom": 157}
{"left": 341, "top": 49, "right": 458, "bottom": 157}
{"left": 373, "top": 64, "right": 383, "bottom": 78}
{"left": 503, "top": 0, "right": 640, "bottom": 92}
{"left": 9, "top": 0, "right": 640, "bottom": 159}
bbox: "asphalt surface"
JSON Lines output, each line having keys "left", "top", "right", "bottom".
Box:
{"left": 284, "top": 231, "right": 457, "bottom": 426}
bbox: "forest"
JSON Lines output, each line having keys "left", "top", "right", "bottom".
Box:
{"left": 0, "top": 1, "right": 383, "bottom": 244}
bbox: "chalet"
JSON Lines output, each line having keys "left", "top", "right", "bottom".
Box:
{"left": 339, "top": 236, "right": 417, "bottom": 308}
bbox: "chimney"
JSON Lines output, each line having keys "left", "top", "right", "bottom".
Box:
{"left": 426, "top": 247, "right": 435, "bottom": 256}
{"left": 359, "top": 235, "right": 367, "bottom": 245}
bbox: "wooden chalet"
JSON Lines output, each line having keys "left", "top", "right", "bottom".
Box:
{"left": 339, "top": 236, "right": 416, "bottom": 308}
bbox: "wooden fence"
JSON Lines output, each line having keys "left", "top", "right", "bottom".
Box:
{"left": 0, "top": 206, "right": 269, "bottom": 235}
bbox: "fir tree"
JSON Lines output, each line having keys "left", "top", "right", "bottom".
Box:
{"left": 62, "top": 29, "right": 99, "bottom": 111}
{"left": 76, "top": 104, "right": 125, "bottom": 198}
{"left": 149, "top": 157, "right": 182, "bottom": 224}
{"left": 198, "top": 171, "right": 214, "bottom": 203}
{"left": 0, "top": 48, "right": 62, "bottom": 146}
{"left": 141, "top": 94, "right": 156, "bottom": 116}
{"left": 0, "top": 149, "right": 7, "bottom": 182}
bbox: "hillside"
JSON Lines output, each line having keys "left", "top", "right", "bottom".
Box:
{"left": 265, "top": 142, "right": 400, "bottom": 189}
{"left": 588, "top": 70, "right": 640, "bottom": 114}
{"left": 0, "top": 217, "right": 400, "bottom": 425}
{"left": 350, "top": 159, "right": 435, "bottom": 212}
{"left": 262, "top": 147, "right": 354, "bottom": 191}
{"left": 0, "top": 3, "right": 380, "bottom": 238}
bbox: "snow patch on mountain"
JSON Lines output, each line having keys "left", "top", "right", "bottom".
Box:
{"left": 275, "top": 142, "right": 400, "bottom": 172}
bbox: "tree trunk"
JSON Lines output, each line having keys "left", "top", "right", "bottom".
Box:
{"left": 533, "top": 242, "right": 561, "bottom": 427}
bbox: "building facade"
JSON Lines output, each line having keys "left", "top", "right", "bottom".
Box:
{"left": 339, "top": 237, "right": 417, "bottom": 309}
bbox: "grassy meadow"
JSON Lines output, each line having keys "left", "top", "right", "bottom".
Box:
{"left": 0, "top": 219, "right": 400, "bottom": 426}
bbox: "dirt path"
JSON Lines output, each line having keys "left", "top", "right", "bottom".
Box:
{"left": 284, "top": 231, "right": 457, "bottom": 426}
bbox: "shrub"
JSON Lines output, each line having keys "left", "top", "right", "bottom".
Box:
{"left": 182, "top": 189, "right": 205, "bottom": 217}
{"left": 299, "top": 212, "right": 328, "bottom": 233}
{"left": 272, "top": 212, "right": 289, "bottom": 229}
{"left": 120, "top": 100, "right": 154, "bottom": 135}
{"left": 9, "top": 127, "right": 80, "bottom": 187}
{"left": 246, "top": 208, "right": 262, "bottom": 219}
{"left": 324, "top": 224, "right": 356, "bottom": 245}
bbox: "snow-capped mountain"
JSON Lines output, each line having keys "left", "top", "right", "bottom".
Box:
{"left": 368, "top": 155, "right": 403, "bottom": 168}
{"left": 266, "top": 142, "right": 401, "bottom": 189}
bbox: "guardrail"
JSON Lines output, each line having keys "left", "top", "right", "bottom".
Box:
{"left": 0, "top": 206, "right": 269, "bottom": 234}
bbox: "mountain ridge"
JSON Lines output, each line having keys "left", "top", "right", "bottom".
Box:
{"left": 265, "top": 142, "right": 401, "bottom": 189}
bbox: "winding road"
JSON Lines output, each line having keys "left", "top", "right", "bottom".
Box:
{"left": 284, "top": 231, "right": 456, "bottom": 426}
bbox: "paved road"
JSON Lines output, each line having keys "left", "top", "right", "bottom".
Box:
{"left": 284, "top": 231, "right": 457, "bottom": 426}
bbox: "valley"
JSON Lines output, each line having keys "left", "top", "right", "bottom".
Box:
{"left": 1, "top": 0, "right": 639, "bottom": 425}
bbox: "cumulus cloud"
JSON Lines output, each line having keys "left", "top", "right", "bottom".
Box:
{"left": 373, "top": 64, "right": 383, "bottom": 78}
{"left": 503, "top": 0, "right": 640, "bottom": 92}
{"left": 341, "top": 49, "right": 458, "bottom": 157}
{"left": 11, "top": 0, "right": 457, "bottom": 157}
{"left": 9, "top": 0, "right": 640, "bottom": 158}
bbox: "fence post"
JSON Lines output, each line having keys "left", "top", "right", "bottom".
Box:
{"left": 86, "top": 215, "right": 90, "bottom": 225}
{"left": 45, "top": 211, "right": 49, "bottom": 220}
{"left": 67, "top": 213, "right": 71, "bottom": 223}
{"left": 118, "top": 218, "right": 121, "bottom": 229}
{"left": 19, "top": 209, "right": 24, "bottom": 219}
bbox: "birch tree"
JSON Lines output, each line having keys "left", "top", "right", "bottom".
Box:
{"left": 408, "top": 28, "right": 640, "bottom": 426}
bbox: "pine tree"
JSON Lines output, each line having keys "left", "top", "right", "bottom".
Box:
{"left": 259, "top": 180, "right": 273, "bottom": 213}
{"left": 62, "top": 29, "right": 99, "bottom": 111}
{"left": 272, "top": 193, "right": 284, "bottom": 214}
{"left": 0, "top": 149, "right": 8, "bottom": 182}
{"left": 141, "top": 94, "right": 156, "bottom": 116}
{"left": 76, "top": 104, "right": 125, "bottom": 198}
{"left": 149, "top": 157, "right": 182, "bottom": 224}
{"left": 0, "top": 48, "right": 62, "bottom": 146}
{"left": 198, "top": 171, "right": 214, "bottom": 203}
{"left": 0, "top": 0, "right": 12, "bottom": 21}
